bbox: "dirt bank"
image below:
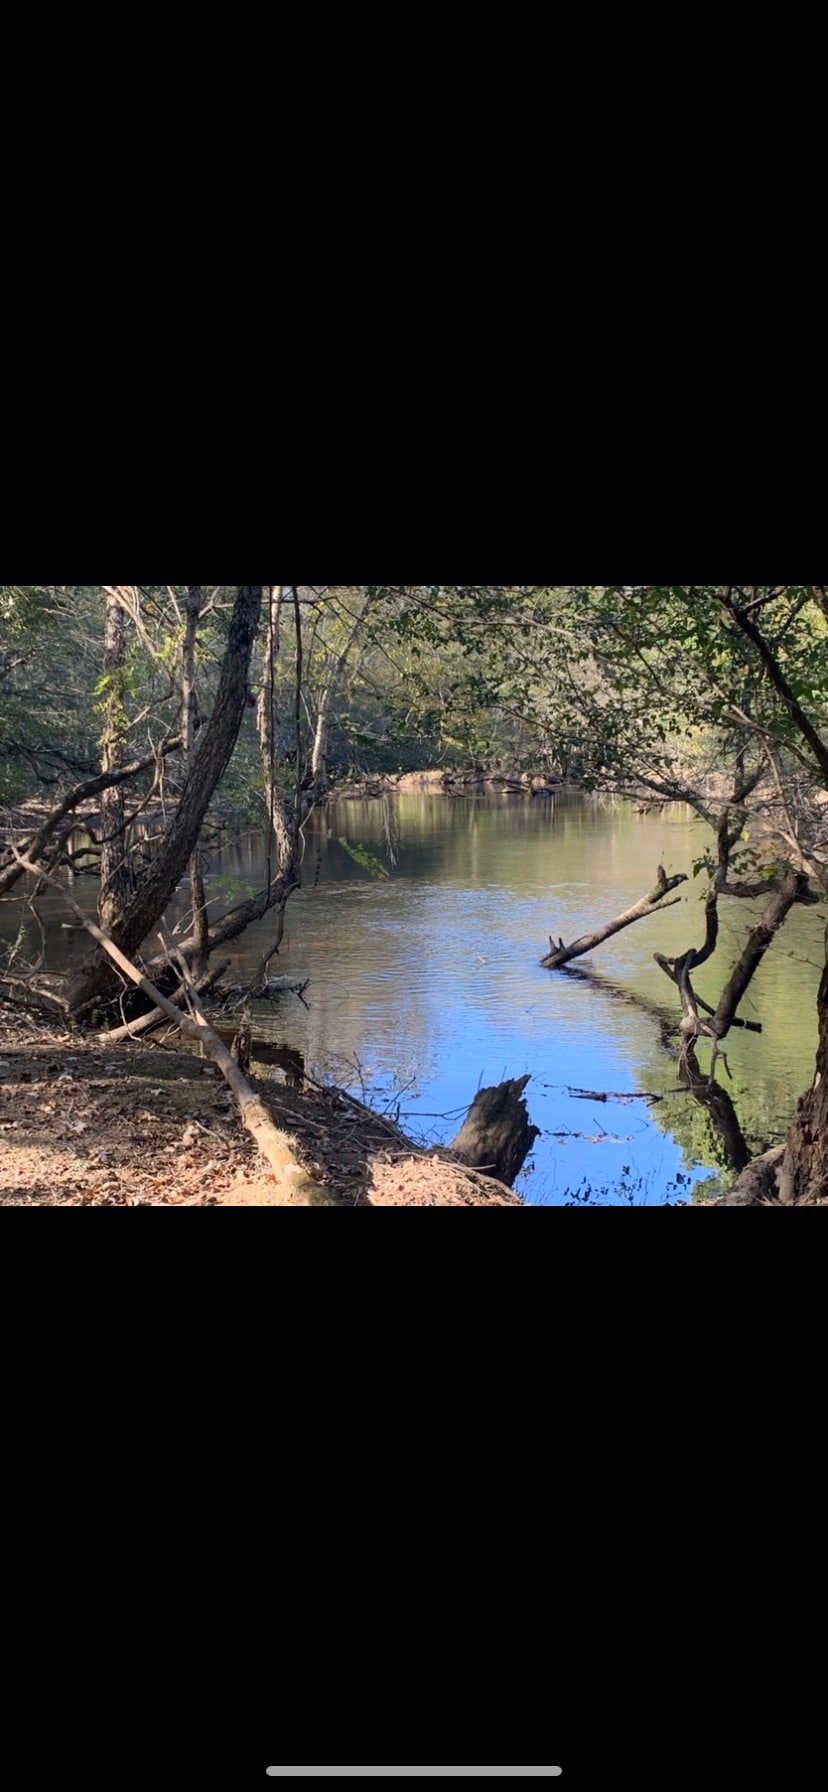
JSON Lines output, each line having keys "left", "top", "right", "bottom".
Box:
{"left": 0, "top": 1006, "right": 524, "bottom": 1207}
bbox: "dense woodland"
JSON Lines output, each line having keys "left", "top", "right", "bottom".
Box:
{"left": 2, "top": 585, "right": 827, "bottom": 1205}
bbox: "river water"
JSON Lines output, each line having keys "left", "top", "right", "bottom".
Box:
{"left": 8, "top": 791, "right": 825, "bottom": 1203}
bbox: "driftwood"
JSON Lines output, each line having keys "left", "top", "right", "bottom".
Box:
{"left": 449, "top": 1074, "right": 540, "bottom": 1185}
{"left": 541, "top": 867, "right": 687, "bottom": 969}
{"left": 11, "top": 849, "right": 336, "bottom": 1205}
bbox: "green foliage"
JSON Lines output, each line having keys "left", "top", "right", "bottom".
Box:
{"left": 4, "top": 580, "right": 827, "bottom": 839}
{"left": 1, "top": 584, "right": 106, "bottom": 792}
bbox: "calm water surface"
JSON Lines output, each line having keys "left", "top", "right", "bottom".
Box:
{"left": 195, "top": 793, "right": 825, "bottom": 1203}
{"left": 13, "top": 792, "right": 826, "bottom": 1204}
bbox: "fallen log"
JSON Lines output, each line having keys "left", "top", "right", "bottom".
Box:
{"left": 449, "top": 1074, "right": 540, "bottom": 1185}
{"left": 541, "top": 867, "right": 688, "bottom": 968}
{"left": 11, "top": 848, "right": 336, "bottom": 1205}
{"left": 705, "top": 1145, "right": 785, "bottom": 1205}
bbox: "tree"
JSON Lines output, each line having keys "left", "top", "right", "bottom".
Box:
{"left": 4, "top": 578, "right": 826, "bottom": 1204}
{"left": 571, "top": 585, "right": 828, "bottom": 1203}
{"left": 405, "top": 582, "right": 828, "bottom": 1201}
{"left": 1, "top": 585, "right": 103, "bottom": 797}
{"left": 65, "top": 585, "right": 264, "bottom": 1017}
{"left": 706, "top": 588, "right": 828, "bottom": 1203}
{"left": 97, "top": 590, "right": 133, "bottom": 931}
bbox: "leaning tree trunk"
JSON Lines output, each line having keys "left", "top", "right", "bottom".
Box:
{"left": 541, "top": 867, "right": 687, "bottom": 969}
{"left": 66, "top": 585, "right": 263, "bottom": 1019}
{"left": 654, "top": 867, "right": 808, "bottom": 1044}
{"left": 143, "top": 583, "right": 304, "bottom": 983}
{"left": 98, "top": 592, "right": 132, "bottom": 932}
{"left": 709, "top": 868, "right": 811, "bottom": 1038}
{"left": 182, "top": 584, "right": 209, "bottom": 979}
{"left": 778, "top": 932, "right": 828, "bottom": 1205}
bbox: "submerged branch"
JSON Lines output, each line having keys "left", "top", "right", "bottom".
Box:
{"left": 541, "top": 866, "right": 687, "bottom": 969}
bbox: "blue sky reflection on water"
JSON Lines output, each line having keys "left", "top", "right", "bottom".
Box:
{"left": 314, "top": 889, "right": 696, "bottom": 1206}
{"left": 12, "top": 791, "right": 819, "bottom": 1205}
{"left": 214, "top": 793, "right": 823, "bottom": 1206}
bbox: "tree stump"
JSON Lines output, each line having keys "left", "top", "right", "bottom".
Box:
{"left": 449, "top": 1074, "right": 540, "bottom": 1186}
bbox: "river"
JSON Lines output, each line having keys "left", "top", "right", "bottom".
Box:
{"left": 7, "top": 791, "right": 825, "bottom": 1203}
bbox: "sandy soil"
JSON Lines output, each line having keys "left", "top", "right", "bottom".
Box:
{"left": 0, "top": 1006, "right": 523, "bottom": 1207}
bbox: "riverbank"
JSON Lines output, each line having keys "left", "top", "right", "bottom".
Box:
{"left": 0, "top": 1006, "right": 523, "bottom": 1206}
{"left": 0, "top": 768, "right": 564, "bottom": 836}
{"left": 327, "top": 769, "right": 564, "bottom": 802}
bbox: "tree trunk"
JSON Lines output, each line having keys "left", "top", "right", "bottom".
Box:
{"left": 182, "top": 585, "right": 209, "bottom": 979}
{"left": 449, "top": 1074, "right": 539, "bottom": 1185}
{"left": 66, "top": 585, "right": 263, "bottom": 1018}
{"left": 541, "top": 867, "right": 687, "bottom": 968}
{"left": 778, "top": 930, "right": 828, "bottom": 1204}
{"left": 654, "top": 868, "right": 805, "bottom": 1044}
{"left": 108, "top": 585, "right": 305, "bottom": 991}
{"left": 256, "top": 586, "right": 294, "bottom": 875}
{"left": 98, "top": 592, "right": 132, "bottom": 931}
{"left": 710, "top": 868, "right": 810, "bottom": 1038}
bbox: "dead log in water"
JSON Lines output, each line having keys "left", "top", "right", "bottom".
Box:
{"left": 449, "top": 1074, "right": 540, "bottom": 1185}
{"left": 541, "top": 867, "right": 688, "bottom": 969}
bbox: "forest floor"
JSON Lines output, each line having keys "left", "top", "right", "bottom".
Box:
{"left": 0, "top": 1005, "right": 523, "bottom": 1207}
